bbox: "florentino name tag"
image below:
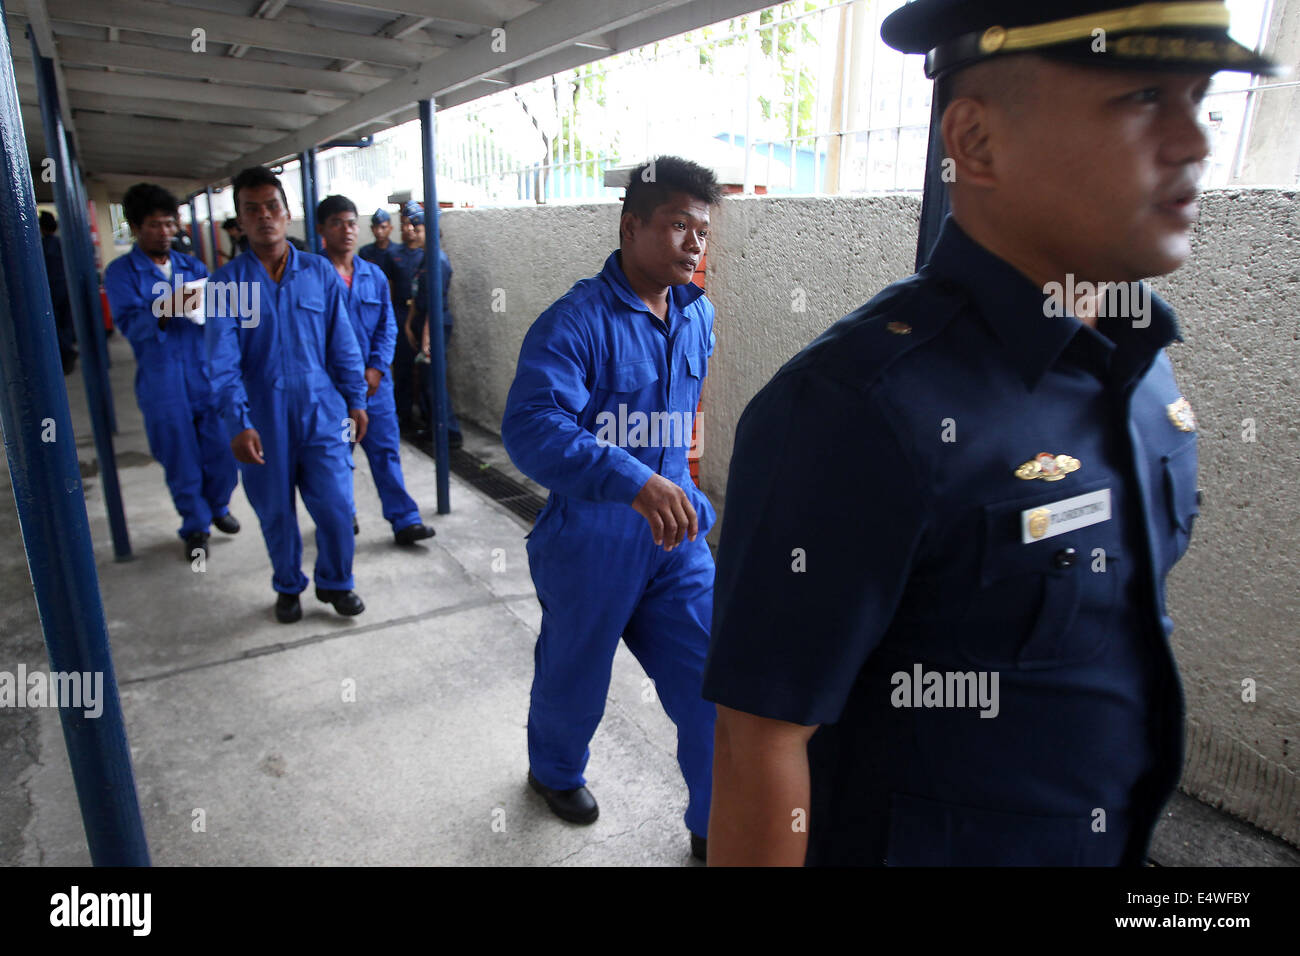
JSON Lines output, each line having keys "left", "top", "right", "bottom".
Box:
{"left": 1021, "top": 488, "right": 1112, "bottom": 543}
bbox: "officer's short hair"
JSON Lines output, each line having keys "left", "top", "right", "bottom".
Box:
{"left": 122, "top": 183, "right": 180, "bottom": 228}
{"left": 232, "top": 166, "right": 289, "bottom": 214}
{"left": 38, "top": 211, "right": 57, "bottom": 233}
{"left": 623, "top": 155, "right": 722, "bottom": 227}
{"left": 316, "top": 194, "right": 357, "bottom": 224}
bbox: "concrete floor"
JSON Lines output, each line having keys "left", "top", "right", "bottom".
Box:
{"left": 0, "top": 332, "right": 700, "bottom": 866}
{"left": 1, "top": 332, "right": 1295, "bottom": 868}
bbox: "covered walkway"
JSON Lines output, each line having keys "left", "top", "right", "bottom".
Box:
{"left": 0, "top": 331, "right": 702, "bottom": 866}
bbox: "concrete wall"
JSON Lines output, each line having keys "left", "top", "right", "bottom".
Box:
{"left": 440, "top": 189, "right": 1300, "bottom": 845}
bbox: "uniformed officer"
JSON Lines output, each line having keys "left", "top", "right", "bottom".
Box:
{"left": 38, "top": 211, "right": 77, "bottom": 375}
{"left": 317, "top": 194, "right": 436, "bottom": 545}
{"left": 104, "top": 183, "right": 239, "bottom": 559}
{"left": 406, "top": 210, "right": 464, "bottom": 449}
{"left": 206, "top": 166, "right": 370, "bottom": 624}
{"left": 502, "top": 156, "right": 721, "bottom": 861}
{"left": 358, "top": 208, "right": 396, "bottom": 275}
{"left": 704, "top": 0, "right": 1281, "bottom": 867}
{"left": 383, "top": 200, "right": 428, "bottom": 433}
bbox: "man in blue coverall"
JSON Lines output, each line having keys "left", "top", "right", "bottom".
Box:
{"left": 206, "top": 166, "right": 370, "bottom": 624}
{"left": 502, "top": 156, "right": 722, "bottom": 862}
{"left": 705, "top": 0, "right": 1277, "bottom": 866}
{"left": 317, "top": 194, "right": 436, "bottom": 546}
{"left": 104, "top": 182, "right": 239, "bottom": 560}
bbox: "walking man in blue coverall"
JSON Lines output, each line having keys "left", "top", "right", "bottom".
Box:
{"left": 317, "top": 194, "right": 436, "bottom": 546}
{"left": 206, "top": 166, "right": 369, "bottom": 624}
{"left": 104, "top": 182, "right": 239, "bottom": 560}
{"left": 502, "top": 156, "right": 722, "bottom": 862}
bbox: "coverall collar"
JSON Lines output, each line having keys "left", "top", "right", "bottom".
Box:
{"left": 128, "top": 242, "right": 182, "bottom": 280}
{"left": 602, "top": 250, "right": 705, "bottom": 322}
{"left": 925, "top": 216, "right": 1181, "bottom": 392}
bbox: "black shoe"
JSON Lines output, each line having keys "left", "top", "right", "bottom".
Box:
{"left": 315, "top": 587, "right": 365, "bottom": 616}
{"left": 275, "top": 592, "right": 301, "bottom": 624}
{"left": 527, "top": 770, "right": 598, "bottom": 825}
{"left": 352, "top": 514, "right": 359, "bottom": 536}
{"left": 448, "top": 431, "right": 464, "bottom": 450}
{"left": 394, "top": 522, "right": 436, "bottom": 545}
{"left": 183, "top": 531, "right": 208, "bottom": 560}
{"left": 691, "top": 832, "right": 707, "bottom": 863}
{"left": 213, "top": 513, "right": 240, "bottom": 534}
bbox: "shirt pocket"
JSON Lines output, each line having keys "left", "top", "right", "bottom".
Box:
{"left": 1161, "top": 438, "right": 1199, "bottom": 562}
{"left": 959, "top": 481, "right": 1121, "bottom": 670}
{"left": 596, "top": 359, "right": 659, "bottom": 393}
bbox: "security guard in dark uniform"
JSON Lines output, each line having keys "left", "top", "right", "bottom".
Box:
{"left": 703, "top": 0, "right": 1281, "bottom": 866}
{"left": 384, "top": 201, "right": 428, "bottom": 432}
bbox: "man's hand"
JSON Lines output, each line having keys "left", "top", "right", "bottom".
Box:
{"left": 364, "top": 367, "right": 382, "bottom": 398}
{"left": 348, "top": 408, "right": 368, "bottom": 445}
{"left": 631, "top": 474, "right": 697, "bottom": 551}
{"left": 231, "top": 428, "right": 264, "bottom": 465}
{"left": 404, "top": 316, "right": 418, "bottom": 350}
{"left": 709, "top": 706, "right": 820, "bottom": 866}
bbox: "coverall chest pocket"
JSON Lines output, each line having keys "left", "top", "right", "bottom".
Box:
{"left": 1161, "top": 438, "right": 1199, "bottom": 564}
{"left": 959, "top": 483, "right": 1120, "bottom": 670}
{"left": 594, "top": 359, "right": 660, "bottom": 404}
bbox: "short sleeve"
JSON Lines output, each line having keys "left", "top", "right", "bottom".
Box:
{"left": 702, "top": 369, "right": 929, "bottom": 726}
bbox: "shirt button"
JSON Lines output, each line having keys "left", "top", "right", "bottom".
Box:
{"left": 1053, "top": 547, "right": 1077, "bottom": 569}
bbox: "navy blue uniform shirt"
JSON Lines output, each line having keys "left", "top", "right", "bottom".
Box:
{"left": 703, "top": 217, "right": 1198, "bottom": 866}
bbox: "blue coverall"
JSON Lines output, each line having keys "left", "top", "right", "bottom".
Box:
{"left": 330, "top": 254, "right": 423, "bottom": 532}
{"left": 502, "top": 250, "right": 717, "bottom": 839}
{"left": 205, "top": 245, "right": 367, "bottom": 594}
{"left": 104, "top": 245, "right": 237, "bottom": 539}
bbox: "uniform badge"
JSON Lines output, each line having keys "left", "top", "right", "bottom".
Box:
{"left": 886, "top": 321, "right": 912, "bottom": 335}
{"left": 1167, "top": 397, "right": 1196, "bottom": 432}
{"left": 1020, "top": 489, "right": 1112, "bottom": 544}
{"left": 1014, "top": 452, "right": 1080, "bottom": 482}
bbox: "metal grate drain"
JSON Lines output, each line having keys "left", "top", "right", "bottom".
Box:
{"left": 411, "top": 440, "right": 546, "bottom": 524}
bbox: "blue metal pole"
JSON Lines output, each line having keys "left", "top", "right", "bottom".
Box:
{"left": 419, "top": 98, "right": 450, "bottom": 513}
{"left": 188, "top": 193, "right": 201, "bottom": 260}
{"left": 914, "top": 92, "right": 951, "bottom": 271}
{"left": 204, "top": 186, "right": 219, "bottom": 273}
{"left": 299, "top": 147, "right": 318, "bottom": 253}
{"left": 29, "top": 32, "right": 131, "bottom": 560}
{"left": 64, "top": 140, "right": 117, "bottom": 431}
{"left": 3, "top": 3, "right": 149, "bottom": 866}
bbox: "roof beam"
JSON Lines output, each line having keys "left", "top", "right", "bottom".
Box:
{"left": 61, "top": 69, "right": 347, "bottom": 114}
{"left": 69, "top": 91, "right": 310, "bottom": 132}
{"left": 311, "top": 0, "right": 540, "bottom": 32}
{"left": 224, "top": 0, "right": 707, "bottom": 175}
{"left": 72, "top": 110, "right": 280, "bottom": 150}
{"left": 44, "top": 0, "right": 437, "bottom": 69}
{"left": 56, "top": 38, "right": 389, "bottom": 95}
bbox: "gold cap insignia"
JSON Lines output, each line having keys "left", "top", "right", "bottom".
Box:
{"left": 886, "top": 320, "right": 912, "bottom": 335}
{"left": 1027, "top": 508, "right": 1051, "bottom": 539}
{"left": 1015, "top": 452, "right": 1081, "bottom": 482}
{"left": 1167, "top": 397, "right": 1196, "bottom": 432}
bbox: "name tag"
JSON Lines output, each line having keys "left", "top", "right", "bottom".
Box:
{"left": 1021, "top": 488, "right": 1112, "bottom": 543}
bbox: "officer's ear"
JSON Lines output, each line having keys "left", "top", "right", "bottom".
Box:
{"left": 941, "top": 95, "right": 997, "bottom": 190}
